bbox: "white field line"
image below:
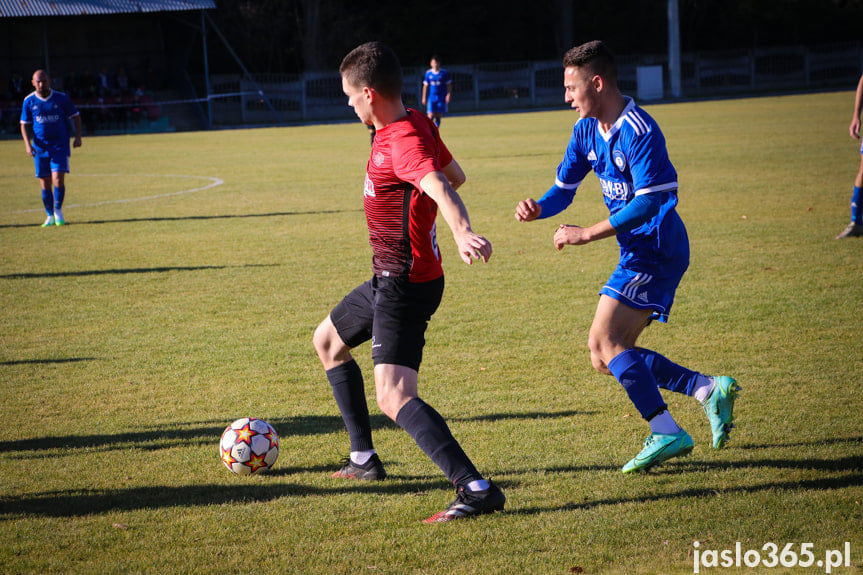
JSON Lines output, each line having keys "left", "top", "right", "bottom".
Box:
{"left": 2, "top": 174, "right": 224, "bottom": 214}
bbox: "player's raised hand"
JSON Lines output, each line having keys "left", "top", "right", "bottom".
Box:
{"left": 515, "top": 198, "right": 542, "bottom": 222}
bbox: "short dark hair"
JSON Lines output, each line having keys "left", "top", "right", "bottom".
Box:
{"left": 340, "top": 41, "right": 403, "bottom": 99}
{"left": 563, "top": 40, "right": 618, "bottom": 84}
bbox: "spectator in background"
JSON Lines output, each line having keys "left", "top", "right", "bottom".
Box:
{"left": 20, "top": 70, "right": 82, "bottom": 227}
{"left": 116, "top": 67, "right": 130, "bottom": 95}
{"left": 98, "top": 67, "right": 114, "bottom": 96}
{"left": 836, "top": 73, "right": 863, "bottom": 238}
{"left": 9, "top": 72, "right": 25, "bottom": 103}
{"left": 422, "top": 54, "right": 451, "bottom": 128}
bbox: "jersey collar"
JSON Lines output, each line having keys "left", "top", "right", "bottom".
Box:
{"left": 599, "top": 96, "right": 636, "bottom": 142}
{"left": 34, "top": 89, "right": 54, "bottom": 102}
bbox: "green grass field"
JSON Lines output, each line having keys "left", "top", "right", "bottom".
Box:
{"left": 1, "top": 91, "right": 861, "bottom": 574}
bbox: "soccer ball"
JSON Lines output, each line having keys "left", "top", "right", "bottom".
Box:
{"left": 219, "top": 417, "right": 279, "bottom": 475}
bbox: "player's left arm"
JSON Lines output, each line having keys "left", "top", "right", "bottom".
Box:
{"left": 71, "top": 114, "right": 82, "bottom": 148}
{"left": 553, "top": 219, "right": 617, "bottom": 250}
{"left": 420, "top": 170, "right": 491, "bottom": 264}
{"left": 64, "top": 96, "right": 83, "bottom": 148}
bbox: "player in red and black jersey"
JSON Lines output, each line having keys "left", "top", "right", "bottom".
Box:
{"left": 312, "top": 42, "right": 504, "bottom": 523}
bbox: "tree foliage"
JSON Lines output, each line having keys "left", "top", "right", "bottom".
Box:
{"left": 205, "top": 0, "right": 863, "bottom": 74}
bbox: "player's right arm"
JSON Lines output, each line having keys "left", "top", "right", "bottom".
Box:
{"left": 517, "top": 126, "right": 587, "bottom": 222}
{"left": 20, "top": 123, "right": 33, "bottom": 156}
{"left": 851, "top": 73, "right": 863, "bottom": 140}
{"left": 19, "top": 99, "right": 34, "bottom": 156}
{"left": 515, "top": 184, "right": 576, "bottom": 222}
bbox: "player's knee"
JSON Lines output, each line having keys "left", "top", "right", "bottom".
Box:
{"left": 375, "top": 391, "right": 402, "bottom": 421}
{"left": 312, "top": 319, "right": 342, "bottom": 364}
{"left": 587, "top": 334, "right": 613, "bottom": 375}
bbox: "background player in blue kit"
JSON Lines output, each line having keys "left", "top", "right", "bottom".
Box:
{"left": 515, "top": 41, "right": 740, "bottom": 473}
{"left": 836, "top": 72, "right": 863, "bottom": 239}
{"left": 422, "top": 55, "right": 451, "bottom": 128}
{"left": 20, "top": 69, "right": 82, "bottom": 227}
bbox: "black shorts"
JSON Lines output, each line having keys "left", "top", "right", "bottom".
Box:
{"left": 330, "top": 275, "right": 444, "bottom": 372}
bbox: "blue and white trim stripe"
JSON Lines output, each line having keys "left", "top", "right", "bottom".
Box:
{"left": 635, "top": 182, "right": 678, "bottom": 196}
{"left": 555, "top": 177, "right": 582, "bottom": 190}
{"left": 624, "top": 108, "right": 651, "bottom": 136}
{"left": 622, "top": 272, "right": 653, "bottom": 301}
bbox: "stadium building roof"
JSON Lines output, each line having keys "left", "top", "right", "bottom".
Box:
{"left": 0, "top": 0, "right": 215, "bottom": 18}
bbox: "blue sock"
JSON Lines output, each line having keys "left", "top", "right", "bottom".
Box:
{"left": 608, "top": 348, "right": 667, "bottom": 421}
{"left": 327, "top": 360, "right": 373, "bottom": 452}
{"left": 54, "top": 186, "right": 65, "bottom": 211}
{"left": 396, "top": 397, "right": 481, "bottom": 486}
{"left": 41, "top": 189, "right": 53, "bottom": 215}
{"left": 638, "top": 348, "right": 707, "bottom": 396}
{"left": 852, "top": 186, "right": 861, "bottom": 224}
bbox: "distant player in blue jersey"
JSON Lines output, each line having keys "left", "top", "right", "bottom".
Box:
{"left": 422, "top": 55, "right": 451, "bottom": 128}
{"left": 515, "top": 40, "right": 740, "bottom": 473}
{"left": 836, "top": 72, "right": 863, "bottom": 238}
{"left": 20, "top": 69, "right": 82, "bottom": 227}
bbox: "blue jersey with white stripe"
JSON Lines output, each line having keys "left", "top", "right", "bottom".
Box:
{"left": 20, "top": 90, "right": 79, "bottom": 156}
{"left": 555, "top": 96, "right": 689, "bottom": 274}
{"left": 423, "top": 69, "right": 451, "bottom": 102}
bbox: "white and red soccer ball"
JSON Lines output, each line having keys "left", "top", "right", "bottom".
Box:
{"left": 219, "top": 417, "right": 279, "bottom": 475}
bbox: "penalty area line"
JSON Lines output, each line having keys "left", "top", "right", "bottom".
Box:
{"left": 2, "top": 174, "right": 225, "bottom": 214}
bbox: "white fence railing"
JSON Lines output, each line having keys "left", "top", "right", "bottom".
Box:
{"left": 199, "top": 42, "right": 863, "bottom": 126}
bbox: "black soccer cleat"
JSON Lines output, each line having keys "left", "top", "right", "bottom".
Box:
{"left": 423, "top": 481, "right": 506, "bottom": 523}
{"left": 330, "top": 453, "right": 387, "bottom": 481}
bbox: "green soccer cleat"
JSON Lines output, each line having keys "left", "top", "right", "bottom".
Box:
{"left": 54, "top": 210, "right": 65, "bottom": 226}
{"left": 41, "top": 215, "right": 55, "bottom": 227}
{"left": 622, "top": 429, "right": 694, "bottom": 474}
{"left": 702, "top": 376, "right": 741, "bottom": 449}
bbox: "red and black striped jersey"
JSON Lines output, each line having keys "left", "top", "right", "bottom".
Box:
{"left": 363, "top": 109, "right": 453, "bottom": 283}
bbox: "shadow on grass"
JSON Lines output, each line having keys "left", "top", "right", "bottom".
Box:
{"left": 513, "top": 472, "right": 863, "bottom": 516}
{"left": 737, "top": 436, "right": 863, "bottom": 450}
{"left": 450, "top": 409, "right": 593, "bottom": 423}
{"left": 0, "top": 478, "right": 450, "bottom": 519}
{"left": 0, "top": 209, "right": 361, "bottom": 230}
{"left": 0, "top": 263, "right": 279, "bottom": 280}
{"left": 0, "top": 357, "right": 97, "bottom": 366}
{"left": 0, "top": 410, "right": 588, "bottom": 455}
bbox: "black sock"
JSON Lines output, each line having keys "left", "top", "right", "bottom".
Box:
{"left": 395, "top": 397, "right": 480, "bottom": 486}
{"left": 327, "top": 360, "right": 373, "bottom": 452}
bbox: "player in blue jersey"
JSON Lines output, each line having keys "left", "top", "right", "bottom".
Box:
{"left": 20, "top": 70, "right": 82, "bottom": 227}
{"left": 422, "top": 55, "right": 451, "bottom": 128}
{"left": 836, "top": 72, "right": 863, "bottom": 238}
{"left": 515, "top": 41, "right": 740, "bottom": 473}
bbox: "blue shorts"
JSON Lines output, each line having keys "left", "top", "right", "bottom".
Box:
{"left": 329, "top": 275, "right": 444, "bottom": 372}
{"left": 34, "top": 152, "right": 70, "bottom": 178}
{"left": 599, "top": 264, "right": 685, "bottom": 323}
{"left": 427, "top": 100, "right": 447, "bottom": 115}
